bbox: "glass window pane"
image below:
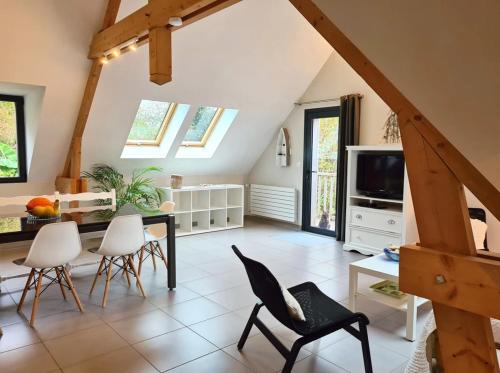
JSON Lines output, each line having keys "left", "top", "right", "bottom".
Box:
{"left": 127, "top": 100, "right": 170, "bottom": 142}
{"left": 183, "top": 106, "right": 218, "bottom": 142}
{"left": 0, "top": 100, "right": 19, "bottom": 177}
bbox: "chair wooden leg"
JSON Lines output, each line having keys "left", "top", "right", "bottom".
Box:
{"left": 62, "top": 267, "right": 84, "bottom": 312}
{"left": 238, "top": 303, "right": 261, "bottom": 350}
{"left": 138, "top": 246, "right": 145, "bottom": 276}
{"left": 30, "top": 269, "right": 44, "bottom": 326}
{"left": 55, "top": 267, "right": 66, "bottom": 300}
{"left": 150, "top": 242, "right": 157, "bottom": 271}
{"left": 122, "top": 256, "right": 131, "bottom": 287}
{"left": 102, "top": 257, "right": 113, "bottom": 307}
{"left": 127, "top": 255, "right": 146, "bottom": 297}
{"left": 156, "top": 242, "right": 168, "bottom": 269}
{"left": 359, "top": 322, "right": 373, "bottom": 373}
{"left": 282, "top": 341, "right": 302, "bottom": 373}
{"left": 89, "top": 257, "right": 105, "bottom": 295}
{"left": 18, "top": 268, "right": 35, "bottom": 312}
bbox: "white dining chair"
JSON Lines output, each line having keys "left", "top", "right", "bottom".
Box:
{"left": 14, "top": 221, "right": 84, "bottom": 326}
{"left": 137, "top": 201, "right": 175, "bottom": 276}
{"left": 89, "top": 214, "right": 146, "bottom": 307}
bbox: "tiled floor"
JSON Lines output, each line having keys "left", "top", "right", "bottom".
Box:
{"left": 0, "top": 218, "right": 433, "bottom": 373}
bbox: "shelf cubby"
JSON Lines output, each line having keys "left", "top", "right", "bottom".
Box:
{"left": 172, "top": 191, "right": 191, "bottom": 212}
{"left": 192, "top": 210, "right": 210, "bottom": 232}
{"left": 210, "top": 188, "right": 227, "bottom": 210}
{"left": 227, "top": 207, "right": 243, "bottom": 227}
{"left": 174, "top": 212, "right": 192, "bottom": 235}
{"left": 192, "top": 190, "right": 210, "bottom": 211}
{"left": 210, "top": 209, "right": 227, "bottom": 229}
{"left": 227, "top": 187, "right": 243, "bottom": 208}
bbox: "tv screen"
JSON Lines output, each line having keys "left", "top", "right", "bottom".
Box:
{"left": 356, "top": 152, "right": 405, "bottom": 200}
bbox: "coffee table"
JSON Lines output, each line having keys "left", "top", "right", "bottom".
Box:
{"left": 348, "top": 254, "right": 429, "bottom": 341}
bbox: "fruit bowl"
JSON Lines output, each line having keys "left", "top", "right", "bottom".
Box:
{"left": 26, "top": 197, "right": 60, "bottom": 220}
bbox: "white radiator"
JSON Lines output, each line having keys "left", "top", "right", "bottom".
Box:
{"left": 250, "top": 184, "right": 296, "bottom": 223}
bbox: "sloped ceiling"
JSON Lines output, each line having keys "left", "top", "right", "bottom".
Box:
{"left": 312, "top": 0, "right": 500, "bottom": 189}
{"left": 82, "top": 0, "right": 332, "bottom": 176}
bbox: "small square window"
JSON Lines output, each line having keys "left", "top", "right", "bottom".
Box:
{"left": 0, "top": 94, "right": 27, "bottom": 183}
{"left": 182, "top": 106, "right": 224, "bottom": 147}
{"left": 127, "top": 100, "right": 177, "bottom": 146}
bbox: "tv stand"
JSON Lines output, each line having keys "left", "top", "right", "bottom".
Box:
{"left": 358, "top": 200, "right": 387, "bottom": 209}
{"left": 343, "top": 146, "right": 418, "bottom": 255}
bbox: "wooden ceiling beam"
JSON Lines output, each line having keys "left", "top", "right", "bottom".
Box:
{"left": 88, "top": 0, "right": 239, "bottom": 59}
{"left": 149, "top": 26, "right": 172, "bottom": 85}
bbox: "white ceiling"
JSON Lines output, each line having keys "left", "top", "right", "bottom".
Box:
{"left": 82, "top": 0, "right": 332, "bottom": 176}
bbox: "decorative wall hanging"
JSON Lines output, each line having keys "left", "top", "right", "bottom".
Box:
{"left": 276, "top": 128, "right": 290, "bottom": 167}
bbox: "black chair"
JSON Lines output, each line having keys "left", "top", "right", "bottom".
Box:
{"left": 232, "top": 245, "right": 373, "bottom": 373}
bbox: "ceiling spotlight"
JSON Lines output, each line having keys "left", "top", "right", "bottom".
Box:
{"left": 129, "top": 43, "right": 137, "bottom": 51}
{"left": 100, "top": 56, "right": 109, "bottom": 65}
{"left": 168, "top": 17, "right": 183, "bottom": 27}
{"left": 112, "top": 49, "right": 120, "bottom": 57}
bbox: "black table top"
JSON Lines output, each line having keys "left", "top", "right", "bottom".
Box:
{"left": 0, "top": 204, "right": 174, "bottom": 243}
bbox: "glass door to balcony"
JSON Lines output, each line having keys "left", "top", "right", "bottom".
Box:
{"left": 302, "top": 107, "right": 340, "bottom": 237}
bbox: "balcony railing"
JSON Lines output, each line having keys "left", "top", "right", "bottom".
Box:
{"left": 315, "top": 171, "right": 337, "bottom": 223}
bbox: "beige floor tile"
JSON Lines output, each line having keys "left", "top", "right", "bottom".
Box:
{"left": 109, "top": 309, "right": 183, "bottom": 344}
{"left": 44, "top": 324, "right": 127, "bottom": 368}
{"left": 133, "top": 328, "right": 217, "bottom": 372}
{"left": 163, "top": 297, "right": 229, "bottom": 325}
{"left": 223, "top": 333, "right": 310, "bottom": 373}
{"left": 317, "top": 335, "right": 407, "bottom": 372}
{"left": 34, "top": 310, "right": 104, "bottom": 341}
{"left": 85, "top": 296, "right": 158, "bottom": 323}
{"left": 0, "top": 343, "right": 58, "bottom": 373}
{"left": 0, "top": 322, "right": 39, "bottom": 353}
{"left": 292, "top": 355, "right": 348, "bottom": 373}
{"left": 190, "top": 312, "right": 258, "bottom": 348}
{"left": 168, "top": 350, "right": 252, "bottom": 373}
{"left": 205, "top": 285, "right": 258, "bottom": 311}
{"left": 0, "top": 293, "right": 24, "bottom": 327}
{"left": 146, "top": 284, "right": 201, "bottom": 308}
{"left": 63, "top": 346, "right": 157, "bottom": 373}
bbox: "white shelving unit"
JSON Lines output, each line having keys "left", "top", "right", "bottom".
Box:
{"left": 162, "top": 184, "right": 244, "bottom": 236}
{"left": 343, "top": 145, "right": 419, "bottom": 255}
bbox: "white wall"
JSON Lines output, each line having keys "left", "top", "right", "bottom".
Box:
{"left": 0, "top": 0, "right": 105, "bottom": 196}
{"left": 248, "top": 50, "right": 391, "bottom": 224}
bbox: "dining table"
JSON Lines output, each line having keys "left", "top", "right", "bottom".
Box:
{"left": 0, "top": 203, "right": 177, "bottom": 289}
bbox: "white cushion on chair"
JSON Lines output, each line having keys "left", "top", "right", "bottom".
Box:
{"left": 281, "top": 286, "right": 306, "bottom": 321}
{"left": 470, "top": 218, "right": 487, "bottom": 250}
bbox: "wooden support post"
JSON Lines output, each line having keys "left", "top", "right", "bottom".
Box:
{"left": 398, "top": 117, "right": 499, "bottom": 372}
{"left": 149, "top": 27, "right": 172, "bottom": 85}
{"left": 57, "top": 0, "right": 121, "bottom": 194}
{"left": 289, "top": 0, "right": 500, "bottom": 371}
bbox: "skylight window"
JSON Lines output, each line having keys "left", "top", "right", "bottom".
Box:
{"left": 127, "top": 100, "right": 177, "bottom": 146}
{"left": 181, "top": 106, "right": 224, "bottom": 147}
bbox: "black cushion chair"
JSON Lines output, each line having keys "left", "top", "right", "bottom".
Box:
{"left": 232, "top": 245, "right": 373, "bottom": 373}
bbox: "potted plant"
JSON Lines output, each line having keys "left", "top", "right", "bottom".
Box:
{"left": 82, "top": 164, "right": 164, "bottom": 210}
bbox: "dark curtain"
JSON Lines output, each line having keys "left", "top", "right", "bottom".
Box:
{"left": 335, "top": 94, "right": 360, "bottom": 241}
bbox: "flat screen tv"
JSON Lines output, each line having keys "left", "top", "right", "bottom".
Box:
{"left": 356, "top": 152, "right": 405, "bottom": 200}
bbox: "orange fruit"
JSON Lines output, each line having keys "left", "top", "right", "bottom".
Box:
{"left": 26, "top": 197, "right": 53, "bottom": 211}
